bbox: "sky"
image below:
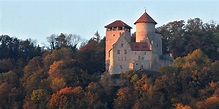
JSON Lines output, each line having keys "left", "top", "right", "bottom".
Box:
{"left": 0, "top": 0, "right": 219, "bottom": 46}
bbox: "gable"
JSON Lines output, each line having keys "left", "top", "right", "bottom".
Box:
{"left": 112, "top": 35, "right": 131, "bottom": 50}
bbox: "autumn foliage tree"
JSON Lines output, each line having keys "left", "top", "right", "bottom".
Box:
{"left": 1, "top": 18, "right": 219, "bottom": 109}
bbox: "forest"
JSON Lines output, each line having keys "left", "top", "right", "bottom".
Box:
{"left": 0, "top": 18, "right": 219, "bottom": 109}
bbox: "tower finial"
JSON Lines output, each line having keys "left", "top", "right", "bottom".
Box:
{"left": 144, "top": 7, "right": 146, "bottom": 13}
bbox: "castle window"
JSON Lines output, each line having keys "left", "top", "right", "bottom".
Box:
{"left": 120, "top": 65, "right": 123, "bottom": 69}
{"left": 124, "top": 49, "right": 127, "bottom": 54}
{"left": 118, "top": 27, "right": 123, "bottom": 30}
{"left": 117, "top": 50, "right": 120, "bottom": 54}
{"left": 113, "top": 34, "right": 115, "bottom": 36}
{"left": 113, "top": 27, "right": 117, "bottom": 31}
{"left": 142, "top": 57, "right": 144, "bottom": 60}
{"left": 121, "top": 43, "right": 123, "bottom": 47}
{"left": 144, "top": 52, "right": 146, "bottom": 55}
{"left": 157, "top": 44, "right": 158, "bottom": 48}
{"left": 107, "top": 27, "right": 112, "bottom": 31}
{"left": 138, "top": 56, "right": 140, "bottom": 60}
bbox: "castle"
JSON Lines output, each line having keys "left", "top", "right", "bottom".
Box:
{"left": 105, "top": 11, "right": 173, "bottom": 75}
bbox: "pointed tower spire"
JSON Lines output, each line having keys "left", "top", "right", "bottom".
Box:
{"left": 134, "top": 11, "right": 157, "bottom": 24}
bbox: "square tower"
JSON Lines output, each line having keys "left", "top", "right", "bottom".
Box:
{"left": 105, "top": 20, "right": 132, "bottom": 72}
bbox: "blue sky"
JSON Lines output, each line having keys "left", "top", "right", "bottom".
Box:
{"left": 0, "top": 0, "right": 219, "bottom": 46}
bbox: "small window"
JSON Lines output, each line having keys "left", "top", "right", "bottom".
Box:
{"left": 118, "top": 27, "right": 123, "bottom": 30}
{"left": 107, "top": 27, "right": 112, "bottom": 31}
{"left": 157, "top": 44, "right": 158, "bottom": 48}
{"left": 113, "top": 34, "right": 115, "bottom": 36}
{"left": 124, "top": 49, "right": 127, "bottom": 54}
{"left": 113, "top": 27, "right": 117, "bottom": 31}
{"left": 144, "top": 52, "right": 146, "bottom": 55}
{"left": 109, "top": 52, "right": 110, "bottom": 57}
{"left": 142, "top": 57, "right": 144, "bottom": 60}
{"left": 120, "top": 65, "right": 123, "bottom": 69}
{"left": 117, "top": 50, "right": 120, "bottom": 54}
{"left": 135, "top": 46, "right": 139, "bottom": 48}
{"left": 136, "top": 63, "right": 138, "bottom": 65}
{"left": 138, "top": 56, "right": 140, "bottom": 60}
{"left": 121, "top": 43, "right": 123, "bottom": 47}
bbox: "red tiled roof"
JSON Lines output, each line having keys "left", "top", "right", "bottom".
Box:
{"left": 105, "top": 20, "right": 132, "bottom": 28}
{"left": 129, "top": 42, "right": 151, "bottom": 51}
{"left": 134, "top": 12, "right": 157, "bottom": 24}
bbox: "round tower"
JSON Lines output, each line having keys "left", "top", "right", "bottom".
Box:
{"left": 134, "top": 11, "right": 157, "bottom": 42}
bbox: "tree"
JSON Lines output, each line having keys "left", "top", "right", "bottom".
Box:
{"left": 47, "top": 34, "right": 56, "bottom": 51}
{"left": 76, "top": 37, "right": 105, "bottom": 74}
{"left": 114, "top": 87, "right": 134, "bottom": 109}
{"left": 157, "top": 18, "right": 218, "bottom": 59}
{"left": 46, "top": 33, "right": 83, "bottom": 50}
{"left": 48, "top": 86, "right": 85, "bottom": 109}
{"left": 93, "top": 31, "right": 101, "bottom": 42}
{"left": 0, "top": 71, "right": 21, "bottom": 109}
{"left": 83, "top": 82, "right": 107, "bottom": 108}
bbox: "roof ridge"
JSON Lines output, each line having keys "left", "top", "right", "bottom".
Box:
{"left": 105, "top": 20, "right": 132, "bottom": 28}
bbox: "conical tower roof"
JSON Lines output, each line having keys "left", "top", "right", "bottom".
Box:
{"left": 134, "top": 12, "right": 157, "bottom": 24}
